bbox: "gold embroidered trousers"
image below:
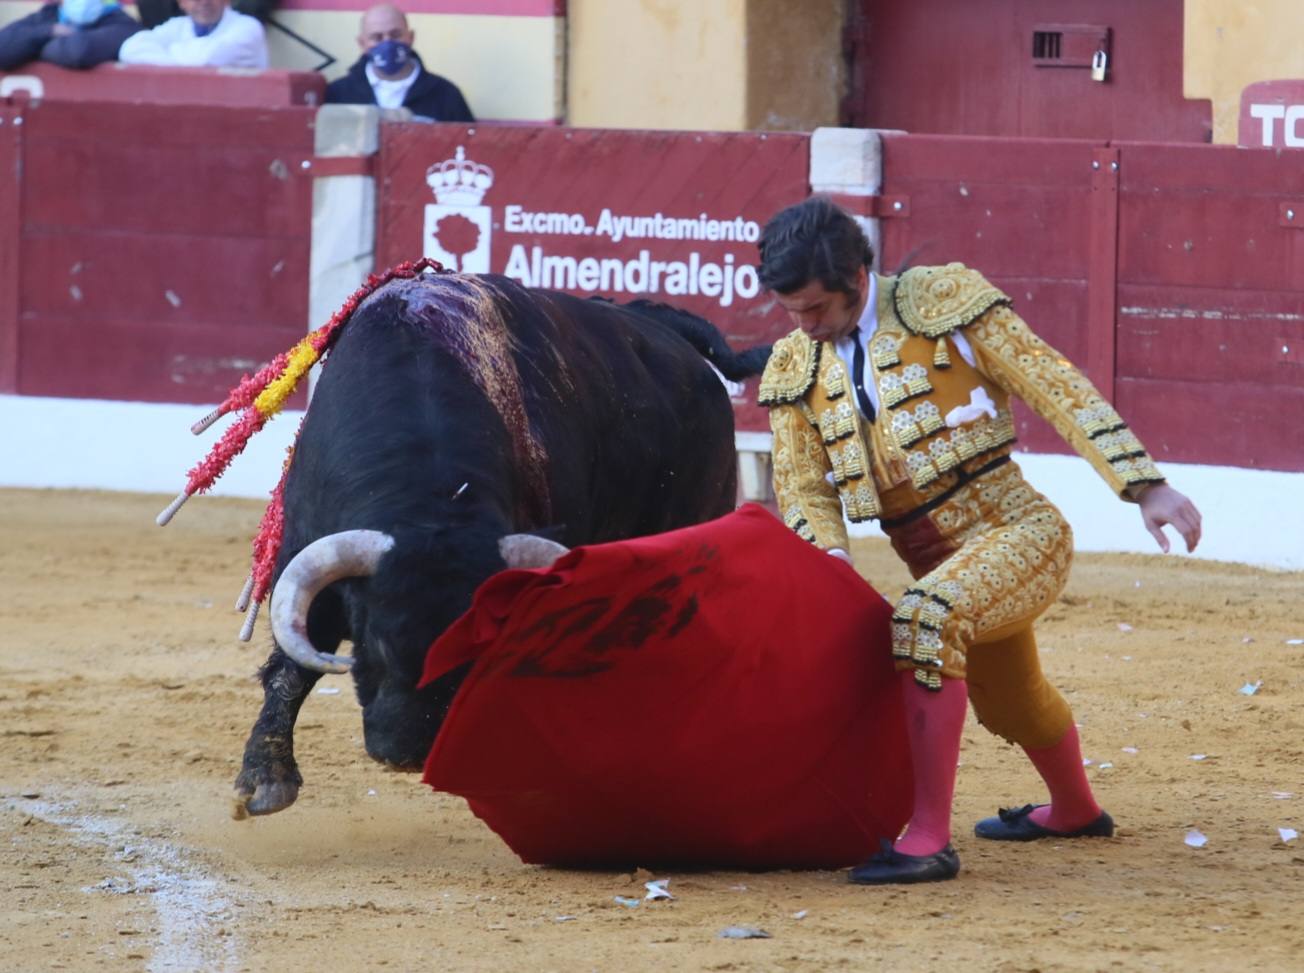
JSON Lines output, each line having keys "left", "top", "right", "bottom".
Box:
{"left": 884, "top": 461, "right": 1075, "bottom": 745}
{"left": 887, "top": 461, "right": 1072, "bottom": 682}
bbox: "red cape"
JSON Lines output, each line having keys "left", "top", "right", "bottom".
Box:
{"left": 421, "top": 504, "right": 911, "bottom": 868}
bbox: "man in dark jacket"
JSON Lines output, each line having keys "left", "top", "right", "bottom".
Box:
{"left": 0, "top": 0, "right": 140, "bottom": 70}
{"left": 324, "top": 2, "right": 473, "bottom": 122}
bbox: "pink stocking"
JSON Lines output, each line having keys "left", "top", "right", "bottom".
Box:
{"left": 894, "top": 672, "right": 968, "bottom": 856}
{"left": 1024, "top": 724, "right": 1102, "bottom": 831}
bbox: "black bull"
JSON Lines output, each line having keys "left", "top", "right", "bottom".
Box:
{"left": 232, "top": 272, "right": 771, "bottom": 818}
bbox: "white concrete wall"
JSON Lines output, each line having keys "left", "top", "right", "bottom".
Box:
{"left": 849, "top": 449, "right": 1301, "bottom": 572}
{"left": 0, "top": 395, "right": 303, "bottom": 502}
{"left": 0, "top": 395, "right": 1298, "bottom": 570}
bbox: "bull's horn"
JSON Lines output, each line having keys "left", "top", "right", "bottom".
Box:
{"left": 499, "top": 534, "right": 570, "bottom": 569}
{"left": 270, "top": 529, "right": 396, "bottom": 673}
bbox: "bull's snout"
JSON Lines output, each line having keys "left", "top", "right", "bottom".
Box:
{"left": 361, "top": 688, "right": 443, "bottom": 770}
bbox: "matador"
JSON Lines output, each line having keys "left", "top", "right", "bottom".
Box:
{"left": 757, "top": 197, "right": 1202, "bottom": 884}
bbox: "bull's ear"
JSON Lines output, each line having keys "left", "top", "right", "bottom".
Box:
{"left": 499, "top": 534, "right": 570, "bottom": 569}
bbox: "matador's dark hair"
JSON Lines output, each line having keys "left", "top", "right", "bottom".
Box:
{"left": 756, "top": 195, "right": 875, "bottom": 301}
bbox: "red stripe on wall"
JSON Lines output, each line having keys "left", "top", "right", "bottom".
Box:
{"left": 276, "top": 0, "right": 563, "bottom": 14}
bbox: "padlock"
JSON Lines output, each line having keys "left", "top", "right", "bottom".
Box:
{"left": 1091, "top": 49, "right": 1108, "bottom": 82}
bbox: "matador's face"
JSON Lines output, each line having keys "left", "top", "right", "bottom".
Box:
{"left": 773, "top": 268, "right": 867, "bottom": 344}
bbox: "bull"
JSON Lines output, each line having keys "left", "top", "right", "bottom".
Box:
{"left": 227, "top": 270, "right": 770, "bottom": 818}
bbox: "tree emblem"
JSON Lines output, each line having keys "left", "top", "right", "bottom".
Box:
{"left": 434, "top": 213, "right": 481, "bottom": 272}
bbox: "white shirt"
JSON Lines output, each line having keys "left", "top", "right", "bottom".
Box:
{"left": 365, "top": 62, "right": 420, "bottom": 110}
{"left": 832, "top": 273, "right": 976, "bottom": 421}
{"left": 118, "top": 8, "right": 269, "bottom": 69}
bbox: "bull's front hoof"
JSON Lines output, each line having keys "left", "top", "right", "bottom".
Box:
{"left": 230, "top": 780, "right": 301, "bottom": 820}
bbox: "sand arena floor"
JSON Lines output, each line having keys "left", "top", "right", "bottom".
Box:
{"left": 1, "top": 487, "right": 1302, "bottom": 972}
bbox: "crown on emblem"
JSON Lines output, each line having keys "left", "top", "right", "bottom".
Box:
{"left": 426, "top": 146, "right": 494, "bottom": 205}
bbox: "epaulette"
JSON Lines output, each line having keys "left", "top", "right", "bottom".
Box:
{"left": 893, "top": 263, "right": 1011, "bottom": 338}
{"left": 757, "top": 330, "right": 820, "bottom": 406}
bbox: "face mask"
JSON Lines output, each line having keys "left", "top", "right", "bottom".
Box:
{"left": 60, "top": 0, "right": 104, "bottom": 26}
{"left": 369, "top": 39, "right": 413, "bottom": 76}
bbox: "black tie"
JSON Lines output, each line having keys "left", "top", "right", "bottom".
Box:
{"left": 849, "top": 327, "right": 876, "bottom": 423}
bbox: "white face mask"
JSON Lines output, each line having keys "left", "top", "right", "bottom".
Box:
{"left": 60, "top": 0, "right": 105, "bottom": 26}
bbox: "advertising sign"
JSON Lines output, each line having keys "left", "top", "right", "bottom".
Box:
{"left": 376, "top": 125, "right": 811, "bottom": 431}
{"left": 1238, "top": 80, "right": 1304, "bottom": 148}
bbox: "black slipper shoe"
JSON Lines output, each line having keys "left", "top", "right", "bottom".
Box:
{"left": 974, "top": 803, "right": 1115, "bottom": 841}
{"left": 848, "top": 840, "right": 961, "bottom": 885}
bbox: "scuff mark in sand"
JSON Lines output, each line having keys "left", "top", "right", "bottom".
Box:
{"left": 8, "top": 797, "right": 242, "bottom": 973}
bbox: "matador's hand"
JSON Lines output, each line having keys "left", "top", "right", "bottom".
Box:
{"left": 1137, "top": 483, "right": 1202, "bottom": 553}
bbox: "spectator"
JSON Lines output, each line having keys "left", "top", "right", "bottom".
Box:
{"left": 326, "top": 3, "right": 473, "bottom": 122}
{"left": 135, "top": 0, "right": 276, "bottom": 30}
{"left": 0, "top": 0, "right": 141, "bottom": 71}
{"left": 118, "top": 0, "right": 267, "bottom": 68}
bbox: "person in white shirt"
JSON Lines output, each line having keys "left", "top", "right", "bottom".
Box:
{"left": 118, "top": 0, "right": 267, "bottom": 68}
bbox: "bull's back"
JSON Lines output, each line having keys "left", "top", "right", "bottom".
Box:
{"left": 502, "top": 284, "right": 739, "bottom": 540}
{"left": 284, "top": 273, "right": 737, "bottom": 549}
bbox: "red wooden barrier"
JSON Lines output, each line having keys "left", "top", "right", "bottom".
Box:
{"left": 6, "top": 98, "right": 315, "bottom": 405}
{"left": 0, "top": 97, "right": 20, "bottom": 394}
{"left": 877, "top": 132, "right": 1304, "bottom": 473}
{"left": 877, "top": 133, "right": 1104, "bottom": 456}
{"left": 373, "top": 124, "right": 810, "bottom": 433}
{"left": 3, "top": 94, "right": 1298, "bottom": 474}
{"left": 0, "top": 62, "right": 324, "bottom": 108}
{"left": 1113, "top": 140, "right": 1304, "bottom": 471}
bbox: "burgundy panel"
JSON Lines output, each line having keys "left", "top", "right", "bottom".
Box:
{"left": 877, "top": 134, "right": 1099, "bottom": 279}
{"left": 22, "top": 103, "right": 314, "bottom": 239}
{"left": 376, "top": 124, "right": 810, "bottom": 432}
{"left": 852, "top": 0, "right": 1210, "bottom": 142}
{"left": 879, "top": 134, "right": 1103, "bottom": 456}
{"left": 1116, "top": 142, "right": 1304, "bottom": 292}
{"left": 1118, "top": 284, "right": 1304, "bottom": 387}
{"left": 878, "top": 131, "right": 1304, "bottom": 472}
{"left": 18, "top": 317, "right": 307, "bottom": 406}
{"left": 15, "top": 101, "right": 315, "bottom": 404}
{"left": 25, "top": 99, "right": 316, "bottom": 149}
{"left": 0, "top": 102, "right": 20, "bottom": 393}
{"left": 0, "top": 63, "right": 324, "bottom": 109}
{"left": 20, "top": 232, "right": 308, "bottom": 327}
{"left": 1112, "top": 141, "right": 1304, "bottom": 472}
{"left": 1116, "top": 377, "right": 1304, "bottom": 471}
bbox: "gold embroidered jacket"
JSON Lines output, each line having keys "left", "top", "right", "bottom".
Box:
{"left": 759, "top": 263, "right": 1165, "bottom": 551}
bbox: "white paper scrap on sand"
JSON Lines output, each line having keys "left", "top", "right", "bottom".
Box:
{"left": 1122, "top": 747, "right": 1139, "bottom": 754}
{"left": 1190, "top": 754, "right": 1208, "bottom": 761}
{"left": 644, "top": 880, "right": 673, "bottom": 901}
{"left": 1287, "top": 639, "right": 1303, "bottom": 645}
{"left": 316, "top": 687, "right": 341, "bottom": 695}
{"left": 1279, "top": 828, "right": 1299, "bottom": 843}
{"left": 1239, "top": 681, "right": 1263, "bottom": 696}
{"left": 1185, "top": 829, "right": 1208, "bottom": 848}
